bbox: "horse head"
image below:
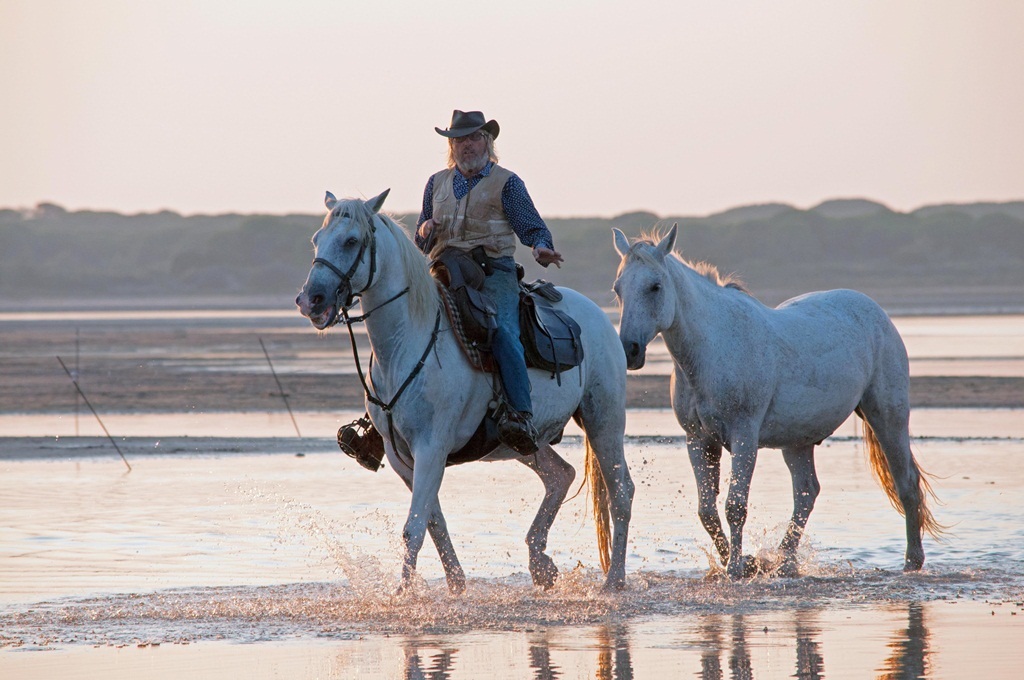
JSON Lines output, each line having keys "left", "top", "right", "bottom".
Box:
{"left": 296, "top": 189, "right": 390, "bottom": 329}
{"left": 611, "top": 224, "right": 678, "bottom": 369}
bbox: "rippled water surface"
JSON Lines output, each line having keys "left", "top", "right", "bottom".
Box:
{"left": 2, "top": 313, "right": 1023, "bottom": 677}
{"left": 2, "top": 426, "right": 1023, "bottom": 677}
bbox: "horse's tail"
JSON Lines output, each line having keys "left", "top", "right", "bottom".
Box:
{"left": 584, "top": 431, "right": 612, "bottom": 574}
{"left": 863, "top": 421, "right": 944, "bottom": 539}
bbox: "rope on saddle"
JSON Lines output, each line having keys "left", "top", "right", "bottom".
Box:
{"left": 437, "top": 283, "right": 490, "bottom": 372}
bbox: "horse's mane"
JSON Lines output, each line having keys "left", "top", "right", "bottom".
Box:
{"left": 338, "top": 197, "right": 438, "bottom": 324}
{"left": 626, "top": 228, "right": 750, "bottom": 294}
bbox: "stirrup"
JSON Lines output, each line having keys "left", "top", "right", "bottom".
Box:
{"left": 337, "top": 415, "right": 385, "bottom": 472}
{"left": 496, "top": 406, "right": 539, "bottom": 456}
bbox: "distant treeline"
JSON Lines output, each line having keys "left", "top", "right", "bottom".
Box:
{"left": 2, "top": 198, "right": 1022, "bottom": 313}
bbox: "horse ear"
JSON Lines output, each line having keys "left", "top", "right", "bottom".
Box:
{"left": 656, "top": 223, "right": 678, "bottom": 256}
{"left": 325, "top": 191, "right": 338, "bottom": 210}
{"left": 612, "top": 228, "right": 631, "bottom": 258}
{"left": 366, "top": 188, "right": 391, "bottom": 214}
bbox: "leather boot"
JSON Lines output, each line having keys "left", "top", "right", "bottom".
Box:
{"left": 497, "top": 409, "right": 539, "bottom": 455}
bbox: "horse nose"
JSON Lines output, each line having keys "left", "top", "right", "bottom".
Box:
{"left": 623, "top": 340, "right": 646, "bottom": 369}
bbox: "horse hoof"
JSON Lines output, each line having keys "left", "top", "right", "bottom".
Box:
{"left": 530, "top": 555, "right": 559, "bottom": 589}
{"left": 730, "top": 554, "right": 770, "bottom": 578}
{"left": 447, "top": 577, "right": 466, "bottom": 595}
{"left": 774, "top": 559, "right": 800, "bottom": 578}
{"left": 601, "top": 577, "right": 627, "bottom": 592}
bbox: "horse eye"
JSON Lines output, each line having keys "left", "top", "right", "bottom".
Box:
{"left": 345, "top": 236, "right": 359, "bottom": 247}
{"left": 650, "top": 283, "right": 661, "bottom": 293}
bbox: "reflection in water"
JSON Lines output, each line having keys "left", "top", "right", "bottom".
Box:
{"left": 728, "top": 615, "right": 753, "bottom": 680}
{"left": 793, "top": 609, "right": 824, "bottom": 680}
{"left": 398, "top": 626, "right": 635, "bottom": 680}
{"left": 696, "top": 610, "right": 824, "bottom": 680}
{"left": 595, "top": 624, "right": 634, "bottom": 680}
{"left": 692, "top": 605, "right": 929, "bottom": 680}
{"left": 697, "top": 615, "right": 725, "bottom": 679}
{"left": 878, "top": 602, "right": 931, "bottom": 680}
{"left": 403, "top": 639, "right": 457, "bottom": 680}
{"left": 529, "top": 632, "right": 560, "bottom": 680}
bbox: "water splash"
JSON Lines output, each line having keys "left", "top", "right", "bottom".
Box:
{"left": 3, "top": 560, "right": 1022, "bottom": 650}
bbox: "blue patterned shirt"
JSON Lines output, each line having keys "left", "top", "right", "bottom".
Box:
{"left": 415, "top": 162, "right": 554, "bottom": 252}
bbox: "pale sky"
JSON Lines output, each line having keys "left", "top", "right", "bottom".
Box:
{"left": 2, "top": 1, "right": 1022, "bottom": 218}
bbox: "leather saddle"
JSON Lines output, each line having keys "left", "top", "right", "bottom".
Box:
{"left": 425, "top": 248, "right": 583, "bottom": 466}
{"left": 429, "top": 248, "right": 584, "bottom": 379}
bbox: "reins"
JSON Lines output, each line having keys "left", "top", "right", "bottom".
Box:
{"left": 316, "top": 211, "right": 442, "bottom": 454}
{"left": 342, "top": 303, "right": 442, "bottom": 453}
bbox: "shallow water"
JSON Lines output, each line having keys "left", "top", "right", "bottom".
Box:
{"left": 2, "top": 424, "right": 1023, "bottom": 677}
{"left": 2, "top": 312, "right": 1023, "bottom": 677}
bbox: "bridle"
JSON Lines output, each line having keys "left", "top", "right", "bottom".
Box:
{"left": 310, "top": 211, "right": 380, "bottom": 327}
{"left": 309, "top": 209, "right": 440, "bottom": 454}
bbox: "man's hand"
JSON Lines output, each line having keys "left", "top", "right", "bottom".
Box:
{"left": 416, "top": 218, "right": 436, "bottom": 241}
{"left": 533, "top": 246, "right": 564, "bottom": 268}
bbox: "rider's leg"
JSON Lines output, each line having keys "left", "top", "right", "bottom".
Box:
{"left": 482, "top": 259, "right": 537, "bottom": 454}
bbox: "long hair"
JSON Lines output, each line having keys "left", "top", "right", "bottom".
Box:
{"left": 445, "top": 131, "right": 499, "bottom": 169}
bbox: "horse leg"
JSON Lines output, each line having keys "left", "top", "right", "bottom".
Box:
{"left": 519, "top": 444, "right": 576, "bottom": 589}
{"left": 390, "top": 450, "right": 466, "bottom": 593}
{"left": 424, "top": 501, "right": 466, "bottom": 593}
{"left": 724, "top": 431, "right": 759, "bottom": 578}
{"left": 856, "top": 403, "right": 928, "bottom": 571}
{"left": 400, "top": 452, "right": 452, "bottom": 590}
{"left": 778, "top": 445, "right": 820, "bottom": 577}
{"left": 687, "top": 437, "right": 729, "bottom": 565}
{"left": 397, "top": 477, "right": 465, "bottom": 594}
{"left": 579, "top": 399, "right": 635, "bottom": 590}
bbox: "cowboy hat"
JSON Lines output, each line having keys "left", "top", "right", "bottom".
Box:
{"left": 435, "top": 110, "right": 500, "bottom": 140}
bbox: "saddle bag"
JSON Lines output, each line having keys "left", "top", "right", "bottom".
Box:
{"left": 519, "top": 287, "right": 584, "bottom": 384}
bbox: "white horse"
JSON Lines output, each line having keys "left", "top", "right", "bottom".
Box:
{"left": 295, "top": 190, "right": 634, "bottom": 592}
{"left": 612, "top": 225, "right": 940, "bottom": 578}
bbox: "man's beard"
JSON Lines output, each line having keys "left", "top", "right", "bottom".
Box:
{"left": 456, "top": 148, "right": 489, "bottom": 176}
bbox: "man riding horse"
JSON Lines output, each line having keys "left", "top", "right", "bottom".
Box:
{"left": 339, "top": 110, "right": 564, "bottom": 462}
{"left": 414, "top": 109, "right": 563, "bottom": 455}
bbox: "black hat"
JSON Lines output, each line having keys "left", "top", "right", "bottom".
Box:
{"left": 435, "top": 110, "right": 500, "bottom": 140}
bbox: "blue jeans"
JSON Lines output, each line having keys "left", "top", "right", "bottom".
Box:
{"left": 481, "top": 257, "right": 532, "bottom": 415}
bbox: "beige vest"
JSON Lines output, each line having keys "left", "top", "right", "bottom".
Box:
{"left": 428, "top": 164, "right": 517, "bottom": 260}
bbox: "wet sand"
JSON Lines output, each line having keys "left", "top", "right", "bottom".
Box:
{"left": 2, "top": 323, "right": 1022, "bottom": 415}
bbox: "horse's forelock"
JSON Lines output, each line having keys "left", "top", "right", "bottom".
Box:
{"left": 322, "top": 196, "right": 373, "bottom": 235}
{"left": 321, "top": 198, "right": 438, "bottom": 323}
{"left": 621, "top": 228, "right": 749, "bottom": 294}
{"left": 616, "top": 227, "right": 672, "bottom": 275}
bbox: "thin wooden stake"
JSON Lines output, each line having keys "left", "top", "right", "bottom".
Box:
{"left": 259, "top": 338, "right": 301, "bottom": 437}
{"left": 56, "top": 356, "right": 131, "bottom": 472}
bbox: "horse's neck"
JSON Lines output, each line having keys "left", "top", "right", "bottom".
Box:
{"left": 358, "top": 246, "right": 438, "bottom": 376}
{"left": 662, "top": 263, "right": 727, "bottom": 374}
